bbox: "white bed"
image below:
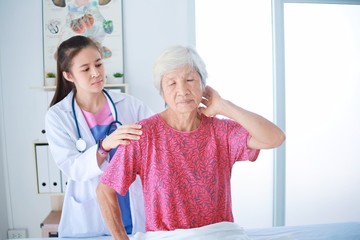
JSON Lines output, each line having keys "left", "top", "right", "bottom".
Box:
{"left": 245, "top": 222, "right": 360, "bottom": 240}
{"left": 18, "top": 221, "right": 360, "bottom": 240}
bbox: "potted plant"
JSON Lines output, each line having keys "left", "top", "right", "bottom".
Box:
{"left": 46, "top": 72, "right": 56, "bottom": 78}
{"left": 113, "top": 72, "right": 124, "bottom": 78}
{"left": 111, "top": 72, "right": 124, "bottom": 83}
{"left": 45, "top": 72, "right": 56, "bottom": 86}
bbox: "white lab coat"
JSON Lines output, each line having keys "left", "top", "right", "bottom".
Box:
{"left": 45, "top": 90, "right": 153, "bottom": 238}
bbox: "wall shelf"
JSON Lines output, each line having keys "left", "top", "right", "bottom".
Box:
{"left": 42, "top": 83, "right": 128, "bottom": 93}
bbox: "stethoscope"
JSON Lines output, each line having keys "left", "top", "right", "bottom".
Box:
{"left": 72, "top": 89, "right": 122, "bottom": 152}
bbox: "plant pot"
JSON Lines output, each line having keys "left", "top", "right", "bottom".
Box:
{"left": 112, "top": 77, "right": 124, "bottom": 83}
{"left": 45, "top": 77, "right": 56, "bottom": 86}
{"left": 107, "top": 76, "right": 124, "bottom": 84}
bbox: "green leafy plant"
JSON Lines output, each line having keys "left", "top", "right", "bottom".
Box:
{"left": 113, "top": 72, "right": 124, "bottom": 78}
{"left": 46, "top": 72, "right": 56, "bottom": 78}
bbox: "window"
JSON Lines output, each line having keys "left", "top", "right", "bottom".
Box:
{"left": 196, "top": 0, "right": 274, "bottom": 228}
{"left": 196, "top": 0, "right": 360, "bottom": 227}
{"left": 284, "top": 3, "right": 360, "bottom": 225}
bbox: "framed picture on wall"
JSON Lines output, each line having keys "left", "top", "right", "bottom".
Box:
{"left": 42, "top": 0, "right": 124, "bottom": 86}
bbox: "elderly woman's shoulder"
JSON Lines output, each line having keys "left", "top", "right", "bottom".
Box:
{"left": 137, "top": 113, "right": 161, "bottom": 129}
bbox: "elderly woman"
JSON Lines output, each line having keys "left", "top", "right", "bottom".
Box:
{"left": 96, "top": 45, "right": 285, "bottom": 239}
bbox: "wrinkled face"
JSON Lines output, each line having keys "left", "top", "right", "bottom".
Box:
{"left": 64, "top": 46, "right": 105, "bottom": 94}
{"left": 161, "top": 65, "right": 203, "bottom": 114}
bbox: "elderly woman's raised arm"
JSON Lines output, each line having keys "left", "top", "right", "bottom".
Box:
{"left": 200, "top": 86, "right": 285, "bottom": 150}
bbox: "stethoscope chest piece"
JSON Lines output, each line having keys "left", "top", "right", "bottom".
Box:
{"left": 76, "top": 138, "right": 87, "bottom": 152}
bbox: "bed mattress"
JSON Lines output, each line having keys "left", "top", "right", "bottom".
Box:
{"left": 18, "top": 221, "right": 360, "bottom": 240}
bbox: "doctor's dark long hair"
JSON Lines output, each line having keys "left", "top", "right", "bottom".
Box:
{"left": 49, "top": 35, "right": 102, "bottom": 107}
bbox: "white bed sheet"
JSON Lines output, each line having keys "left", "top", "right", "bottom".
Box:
{"left": 245, "top": 222, "right": 360, "bottom": 240}
{"left": 16, "top": 221, "right": 360, "bottom": 240}
{"left": 131, "top": 222, "right": 252, "bottom": 240}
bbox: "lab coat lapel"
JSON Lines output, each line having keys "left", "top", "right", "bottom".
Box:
{"left": 72, "top": 97, "right": 96, "bottom": 145}
{"left": 104, "top": 90, "right": 117, "bottom": 121}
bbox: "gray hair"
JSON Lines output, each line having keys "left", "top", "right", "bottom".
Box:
{"left": 153, "top": 45, "right": 208, "bottom": 94}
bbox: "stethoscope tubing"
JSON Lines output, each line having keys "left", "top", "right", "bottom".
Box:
{"left": 72, "top": 89, "right": 122, "bottom": 152}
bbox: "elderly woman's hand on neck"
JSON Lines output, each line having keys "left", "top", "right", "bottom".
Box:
{"left": 200, "top": 85, "right": 285, "bottom": 149}
{"left": 199, "top": 85, "right": 226, "bottom": 117}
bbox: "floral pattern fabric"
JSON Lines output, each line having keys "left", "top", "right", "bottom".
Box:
{"left": 100, "top": 114, "right": 260, "bottom": 231}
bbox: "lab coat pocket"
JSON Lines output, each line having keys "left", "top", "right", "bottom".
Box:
{"left": 61, "top": 196, "right": 105, "bottom": 237}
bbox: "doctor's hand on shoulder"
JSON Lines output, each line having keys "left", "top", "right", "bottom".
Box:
{"left": 101, "top": 124, "right": 143, "bottom": 151}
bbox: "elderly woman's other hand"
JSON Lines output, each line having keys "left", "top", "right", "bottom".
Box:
{"left": 199, "top": 85, "right": 226, "bottom": 117}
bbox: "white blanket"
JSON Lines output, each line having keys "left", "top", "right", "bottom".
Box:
{"left": 131, "top": 222, "right": 294, "bottom": 240}
{"left": 131, "top": 222, "right": 248, "bottom": 240}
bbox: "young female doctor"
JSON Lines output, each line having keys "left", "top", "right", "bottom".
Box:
{"left": 45, "top": 35, "right": 153, "bottom": 237}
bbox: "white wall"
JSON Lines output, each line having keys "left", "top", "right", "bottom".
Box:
{"left": 0, "top": 47, "right": 9, "bottom": 240}
{"left": 123, "top": 0, "right": 195, "bottom": 112}
{"left": 0, "top": 0, "right": 195, "bottom": 238}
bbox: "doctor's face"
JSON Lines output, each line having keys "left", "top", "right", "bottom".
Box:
{"left": 64, "top": 46, "right": 105, "bottom": 94}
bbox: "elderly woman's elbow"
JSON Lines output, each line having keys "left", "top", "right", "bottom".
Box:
{"left": 274, "top": 131, "right": 286, "bottom": 148}
{"left": 250, "top": 131, "right": 285, "bottom": 149}
{"left": 263, "top": 131, "right": 286, "bottom": 149}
